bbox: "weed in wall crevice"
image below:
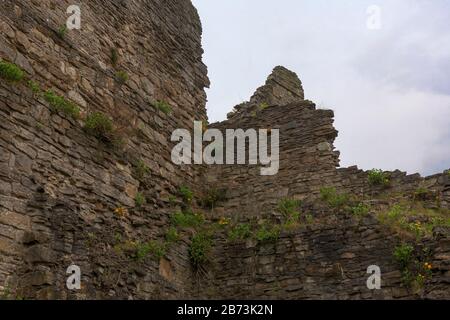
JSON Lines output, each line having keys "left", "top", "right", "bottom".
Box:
{"left": 133, "top": 159, "right": 150, "bottom": 180}
{"left": 110, "top": 47, "right": 119, "bottom": 67}
{"left": 201, "top": 188, "right": 227, "bottom": 210}
{"left": 135, "top": 192, "right": 146, "bottom": 208}
{"left": 57, "top": 25, "right": 68, "bottom": 38}
{"left": 0, "top": 60, "right": 25, "bottom": 83}
{"left": 189, "top": 231, "right": 213, "bottom": 269}
{"left": 393, "top": 243, "right": 433, "bottom": 291}
{"left": 43, "top": 90, "right": 81, "bottom": 119}
{"left": 115, "top": 71, "right": 128, "bottom": 85}
{"left": 154, "top": 100, "right": 172, "bottom": 115}
{"left": 368, "top": 169, "right": 390, "bottom": 188}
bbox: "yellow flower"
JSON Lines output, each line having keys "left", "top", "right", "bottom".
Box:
{"left": 219, "top": 217, "right": 230, "bottom": 226}
{"left": 115, "top": 207, "right": 128, "bottom": 217}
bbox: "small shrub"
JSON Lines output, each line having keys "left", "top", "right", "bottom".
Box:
{"left": 413, "top": 188, "right": 436, "bottom": 201}
{"left": 277, "top": 198, "right": 301, "bottom": 222}
{"left": 27, "top": 80, "right": 41, "bottom": 94}
{"left": 255, "top": 225, "right": 280, "bottom": 243}
{"left": 168, "top": 195, "right": 178, "bottom": 206}
{"left": 393, "top": 244, "right": 433, "bottom": 288}
{"left": 228, "top": 223, "right": 252, "bottom": 242}
{"left": 57, "top": 25, "right": 67, "bottom": 38}
{"left": 386, "top": 204, "right": 403, "bottom": 221}
{"left": 179, "top": 186, "right": 193, "bottom": 204}
{"left": 189, "top": 232, "right": 212, "bottom": 268}
{"left": 305, "top": 214, "right": 314, "bottom": 224}
{"left": 431, "top": 216, "right": 450, "bottom": 228}
{"left": 406, "top": 221, "right": 426, "bottom": 240}
{"left": 201, "top": 188, "right": 227, "bottom": 209}
{"left": 0, "top": 287, "right": 11, "bottom": 300}
{"left": 351, "top": 203, "right": 370, "bottom": 217}
{"left": 368, "top": 169, "right": 390, "bottom": 187}
{"left": 115, "top": 71, "right": 128, "bottom": 84}
{"left": 171, "top": 211, "right": 204, "bottom": 229}
{"left": 319, "top": 187, "right": 349, "bottom": 209}
{"left": 43, "top": 90, "right": 80, "bottom": 119}
{"left": 110, "top": 48, "right": 119, "bottom": 67}
{"left": 258, "top": 102, "right": 269, "bottom": 111}
{"left": 393, "top": 243, "right": 414, "bottom": 269}
{"left": 84, "top": 112, "right": 114, "bottom": 141}
{"left": 165, "top": 227, "right": 180, "bottom": 243}
{"left": 135, "top": 241, "right": 166, "bottom": 261}
{"left": 0, "top": 60, "right": 25, "bottom": 82}
{"left": 154, "top": 100, "right": 172, "bottom": 115}
{"left": 134, "top": 160, "right": 150, "bottom": 180}
{"left": 135, "top": 192, "right": 146, "bottom": 207}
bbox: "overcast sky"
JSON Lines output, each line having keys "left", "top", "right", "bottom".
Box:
{"left": 192, "top": 0, "right": 450, "bottom": 176}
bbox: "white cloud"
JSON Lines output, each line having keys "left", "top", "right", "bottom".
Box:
{"left": 193, "top": 0, "right": 450, "bottom": 175}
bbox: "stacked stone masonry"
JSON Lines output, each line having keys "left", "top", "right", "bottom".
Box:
{"left": 0, "top": 0, "right": 449, "bottom": 300}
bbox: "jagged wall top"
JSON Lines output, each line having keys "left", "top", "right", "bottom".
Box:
{"left": 227, "top": 66, "right": 304, "bottom": 120}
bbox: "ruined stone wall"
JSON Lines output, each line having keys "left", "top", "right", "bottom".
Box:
{"left": 335, "top": 167, "right": 450, "bottom": 210}
{"left": 197, "top": 215, "right": 450, "bottom": 300}
{"left": 0, "top": 0, "right": 208, "bottom": 299}
{"left": 0, "top": 1, "right": 448, "bottom": 301}
{"left": 205, "top": 67, "right": 340, "bottom": 220}
{"left": 199, "top": 67, "right": 449, "bottom": 300}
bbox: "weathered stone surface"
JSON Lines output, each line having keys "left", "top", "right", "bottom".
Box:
{"left": 0, "top": 0, "right": 448, "bottom": 301}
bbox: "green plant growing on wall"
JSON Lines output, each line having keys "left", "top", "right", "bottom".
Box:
{"left": 134, "top": 159, "right": 150, "bottom": 180}
{"left": 0, "top": 286, "right": 11, "bottom": 300}
{"left": 305, "top": 214, "right": 314, "bottom": 225}
{"left": 115, "top": 71, "right": 128, "bottom": 84}
{"left": 351, "top": 203, "right": 370, "bottom": 217}
{"left": 43, "top": 90, "right": 80, "bottom": 119}
{"left": 258, "top": 102, "right": 269, "bottom": 111}
{"left": 320, "top": 187, "right": 349, "bottom": 209}
{"left": 171, "top": 211, "right": 204, "bottom": 229}
{"left": 84, "top": 112, "right": 114, "bottom": 142}
{"left": 406, "top": 221, "right": 426, "bottom": 241}
{"left": 201, "top": 188, "right": 227, "bottom": 209}
{"left": 179, "top": 186, "right": 194, "bottom": 204}
{"left": 110, "top": 48, "right": 119, "bottom": 67}
{"left": 393, "top": 243, "right": 414, "bottom": 269}
{"left": 57, "top": 25, "right": 67, "bottom": 38}
{"left": 165, "top": 227, "right": 180, "bottom": 243}
{"left": 27, "top": 80, "right": 41, "bottom": 95}
{"left": 154, "top": 100, "right": 172, "bottom": 115}
{"left": 368, "top": 169, "right": 390, "bottom": 187}
{"left": 189, "top": 232, "right": 212, "bottom": 268}
{"left": 255, "top": 224, "right": 280, "bottom": 243}
{"left": 228, "top": 223, "right": 252, "bottom": 242}
{"left": 135, "top": 192, "right": 146, "bottom": 208}
{"left": 413, "top": 187, "right": 436, "bottom": 202}
{"left": 393, "top": 243, "right": 415, "bottom": 286}
{"left": 393, "top": 244, "right": 433, "bottom": 289}
{"left": 135, "top": 241, "right": 166, "bottom": 261}
{"left": 277, "top": 198, "right": 301, "bottom": 226}
{"left": 0, "top": 60, "right": 25, "bottom": 83}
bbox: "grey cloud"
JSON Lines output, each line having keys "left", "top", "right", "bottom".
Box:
{"left": 193, "top": 0, "right": 450, "bottom": 175}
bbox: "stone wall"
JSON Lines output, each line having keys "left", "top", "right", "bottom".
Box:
{"left": 198, "top": 214, "right": 450, "bottom": 300}
{"left": 0, "top": 0, "right": 208, "bottom": 299}
{"left": 0, "top": 0, "right": 448, "bottom": 300}
{"left": 199, "top": 67, "right": 450, "bottom": 300}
